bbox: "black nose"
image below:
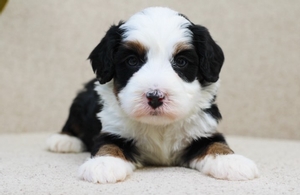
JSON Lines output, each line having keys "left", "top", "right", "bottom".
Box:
{"left": 146, "top": 90, "right": 164, "bottom": 109}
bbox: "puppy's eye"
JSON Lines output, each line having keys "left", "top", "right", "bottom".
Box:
{"left": 126, "top": 56, "right": 140, "bottom": 67}
{"left": 173, "top": 57, "right": 188, "bottom": 68}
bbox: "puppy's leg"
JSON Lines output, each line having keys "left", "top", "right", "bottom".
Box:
{"left": 78, "top": 134, "right": 138, "bottom": 184}
{"left": 46, "top": 106, "right": 87, "bottom": 153}
{"left": 46, "top": 79, "right": 102, "bottom": 153}
{"left": 185, "top": 133, "right": 259, "bottom": 180}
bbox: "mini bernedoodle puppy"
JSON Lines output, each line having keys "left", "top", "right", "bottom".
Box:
{"left": 47, "top": 7, "right": 259, "bottom": 183}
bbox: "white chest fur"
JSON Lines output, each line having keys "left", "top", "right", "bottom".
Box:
{"left": 134, "top": 124, "right": 191, "bottom": 166}
{"left": 99, "top": 106, "right": 218, "bottom": 166}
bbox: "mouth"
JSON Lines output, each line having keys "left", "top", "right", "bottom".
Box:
{"left": 149, "top": 110, "right": 161, "bottom": 116}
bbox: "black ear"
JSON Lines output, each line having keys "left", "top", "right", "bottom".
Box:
{"left": 189, "top": 25, "right": 224, "bottom": 83}
{"left": 88, "top": 22, "right": 124, "bottom": 84}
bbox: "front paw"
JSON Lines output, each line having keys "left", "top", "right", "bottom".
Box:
{"left": 190, "top": 154, "right": 259, "bottom": 181}
{"left": 78, "top": 156, "right": 135, "bottom": 183}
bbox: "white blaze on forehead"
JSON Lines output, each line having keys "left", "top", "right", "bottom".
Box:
{"left": 120, "top": 7, "right": 193, "bottom": 56}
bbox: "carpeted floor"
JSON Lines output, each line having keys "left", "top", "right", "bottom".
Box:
{"left": 1, "top": 133, "right": 299, "bottom": 194}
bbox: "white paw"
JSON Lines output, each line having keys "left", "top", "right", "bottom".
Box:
{"left": 78, "top": 156, "right": 135, "bottom": 183}
{"left": 190, "top": 154, "right": 259, "bottom": 181}
{"left": 46, "top": 133, "right": 86, "bottom": 153}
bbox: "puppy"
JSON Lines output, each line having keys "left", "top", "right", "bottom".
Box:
{"left": 47, "top": 7, "right": 259, "bottom": 183}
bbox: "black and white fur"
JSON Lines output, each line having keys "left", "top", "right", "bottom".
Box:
{"left": 47, "top": 7, "right": 259, "bottom": 183}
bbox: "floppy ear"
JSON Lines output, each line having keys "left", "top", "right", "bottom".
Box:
{"left": 88, "top": 23, "right": 124, "bottom": 84}
{"left": 189, "top": 25, "right": 224, "bottom": 83}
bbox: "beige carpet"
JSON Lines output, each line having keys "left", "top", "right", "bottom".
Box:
{"left": 0, "top": 133, "right": 299, "bottom": 195}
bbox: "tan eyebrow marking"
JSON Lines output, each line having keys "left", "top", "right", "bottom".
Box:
{"left": 123, "top": 41, "right": 147, "bottom": 55}
{"left": 173, "top": 42, "right": 193, "bottom": 56}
